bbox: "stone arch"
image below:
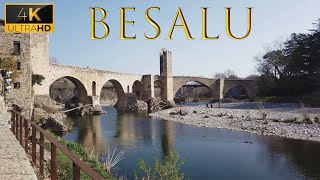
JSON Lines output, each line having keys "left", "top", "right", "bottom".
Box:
{"left": 92, "top": 81, "right": 96, "bottom": 96}
{"left": 154, "top": 80, "right": 164, "bottom": 100}
{"left": 174, "top": 81, "right": 214, "bottom": 101}
{"left": 223, "top": 83, "right": 253, "bottom": 99}
{"left": 224, "top": 85, "right": 251, "bottom": 99}
{"left": 100, "top": 79, "right": 126, "bottom": 109}
{"left": 132, "top": 80, "right": 143, "bottom": 100}
{"left": 49, "top": 76, "right": 89, "bottom": 104}
{"left": 172, "top": 77, "right": 220, "bottom": 100}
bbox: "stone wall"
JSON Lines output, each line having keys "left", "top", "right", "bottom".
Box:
{"left": 0, "top": 28, "right": 33, "bottom": 117}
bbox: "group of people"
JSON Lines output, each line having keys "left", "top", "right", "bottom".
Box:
{"left": 206, "top": 102, "right": 221, "bottom": 108}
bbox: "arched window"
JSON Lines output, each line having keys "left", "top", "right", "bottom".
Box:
{"left": 17, "top": 62, "right": 21, "bottom": 70}
{"left": 92, "top": 81, "right": 96, "bottom": 96}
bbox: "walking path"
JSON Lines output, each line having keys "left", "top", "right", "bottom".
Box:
{"left": 0, "top": 112, "right": 37, "bottom": 180}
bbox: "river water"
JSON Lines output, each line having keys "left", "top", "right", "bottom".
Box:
{"left": 63, "top": 106, "right": 320, "bottom": 180}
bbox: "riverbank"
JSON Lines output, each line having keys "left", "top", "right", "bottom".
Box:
{"left": 149, "top": 102, "right": 320, "bottom": 142}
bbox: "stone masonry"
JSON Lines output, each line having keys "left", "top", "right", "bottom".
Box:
{"left": 0, "top": 107, "right": 37, "bottom": 179}
{"left": 0, "top": 19, "right": 33, "bottom": 117}
{"left": 0, "top": 19, "right": 257, "bottom": 112}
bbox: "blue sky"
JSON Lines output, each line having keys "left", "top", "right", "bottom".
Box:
{"left": 1, "top": 0, "right": 320, "bottom": 77}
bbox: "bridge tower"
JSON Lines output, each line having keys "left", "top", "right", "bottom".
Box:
{"left": 160, "top": 49, "right": 174, "bottom": 101}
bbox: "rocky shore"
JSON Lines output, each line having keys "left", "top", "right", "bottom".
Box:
{"left": 150, "top": 103, "right": 320, "bottom": 142}
{"left": 34, "top": 95, "right": 71, "bottom": 132}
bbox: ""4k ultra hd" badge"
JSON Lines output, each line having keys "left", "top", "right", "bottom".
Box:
{"left": 4, "top": 4, "right": 54, "bottom": 33}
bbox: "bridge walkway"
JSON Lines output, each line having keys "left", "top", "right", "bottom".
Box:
{"left": 0, "top": 112, "right": 37, "bottom": 180}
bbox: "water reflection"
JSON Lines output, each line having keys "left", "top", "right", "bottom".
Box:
{"left": 160, "top": 120, "right": 175, "bottom": 158}
{"left": 63, "top": 106, "right": 320, "bottom": 180}
{"left": 114, "top": 110, "right": 175, "bottom": 158}
{"left": 65, "top": 115, "right": 107, "bottom": 152}
{"left": 258, "top": 136, "right": 320, "bottom": 179}
{"left": 65, "top": 108, "right": 176, "bottom": 158}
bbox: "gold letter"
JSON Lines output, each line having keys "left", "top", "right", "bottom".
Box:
{"left": 202, "top": 8, "right": 219, "bottom": 40}
{"left": 226, "top": 7, "right": 252, "bottom": 40}
{"left": 120, "top": 7, "right": 136, "bottom": 40}
{"left": 167, "top": 7, "right": 193, "bottom": 40}
{"left": 90, "top": 8, "right": 110, "bottom": 40}
{"left": 145, "top": 7, "right": 161, "bottom": 40}
{"left": 29, "top": 8, "right": 41, "bottom": 21}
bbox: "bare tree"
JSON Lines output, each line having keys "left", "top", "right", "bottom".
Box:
{"left": 50, "top": 57, "right": 59, "bottom": 64}
{"left": 213, "top": 69, "right": 238, "bottom": 79}
{"left": 255, "top": 38, "right": 287, "bottom": 79}
{"left": 224, "top": 69, "right": 236, "bottom": 78}
{"left": 213, "top": 73, "right": 226, "bottom": 79}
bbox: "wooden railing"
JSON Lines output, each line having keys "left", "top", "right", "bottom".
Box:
{"left": 10, "top": 109, "right": 105, "bottom": 180}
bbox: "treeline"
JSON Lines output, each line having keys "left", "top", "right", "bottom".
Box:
{"left": 255, "top": 19, "right": 320, "bottom": 97}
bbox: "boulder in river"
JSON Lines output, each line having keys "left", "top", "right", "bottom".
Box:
{"left": 34, "top": 107, "right": 70, "bottom": 132}
{"left": 129, "top": 100, "right": 148, "bottom": 110}
{"left": 146, "top": 98, "right": 175, "bottom": 110}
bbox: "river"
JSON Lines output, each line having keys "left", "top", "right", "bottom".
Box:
{"left": 63, "top": 105, "right": 320, "bottom": 180}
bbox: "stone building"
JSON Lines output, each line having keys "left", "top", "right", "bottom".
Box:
{"left": 0, "top": 19, "right": 49, "bottom": 117}
{"left": 160, "top": 49, "right": 174, "bottom": 101}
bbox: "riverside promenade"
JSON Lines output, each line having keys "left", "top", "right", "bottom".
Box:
{"left": 0, "top": 112, "right": 37, "bottom": 180}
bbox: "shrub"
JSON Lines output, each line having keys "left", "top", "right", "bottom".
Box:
{"left": 32, "top": 74, "right": 45, "bottom": 86}
{"left": 134, "top": 152, "right": 185, "bottom": 180}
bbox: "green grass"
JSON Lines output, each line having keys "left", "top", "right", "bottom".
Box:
{"left": 45, "top": 134, "right": 116, "bottom": 180}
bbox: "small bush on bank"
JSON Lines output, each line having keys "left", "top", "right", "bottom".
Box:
{"left": 134, "top": 152, "right": 185, "bottom": 180}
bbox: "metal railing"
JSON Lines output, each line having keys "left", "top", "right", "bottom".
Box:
{"left": 10, "top": 109, "right": 105, "bottom": 180}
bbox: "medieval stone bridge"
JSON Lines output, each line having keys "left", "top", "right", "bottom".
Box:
{"left": 31, "top": 35, "right": 256, "bottom": 109}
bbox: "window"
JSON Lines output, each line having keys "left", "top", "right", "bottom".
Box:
{"left": 14, "top": 82, "right": 20, "bottom": 89}
{"left": 92, "top": 81, "right": 96, "bottom": 96}
{"left": 13, "top": 41, "right": 20, "bottom": 54}
{"left": 17, "top": 62, "right": 21, "bottom": 70}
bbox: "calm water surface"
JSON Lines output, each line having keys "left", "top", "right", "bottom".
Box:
{"left": 63, "top": 106, "right": 320, "bottom": 180}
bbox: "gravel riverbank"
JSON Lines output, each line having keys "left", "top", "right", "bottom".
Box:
{"left": 149, "top": 103, "right": 320, "bottom": 142}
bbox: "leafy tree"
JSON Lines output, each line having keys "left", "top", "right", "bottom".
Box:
{"left": 256, "top": 19, "right": 320, "bottom": 96}
{"left": 32, "top": 74, "right": 45, "bottom": 86}
{"left": 0, "top": 56, "right": 21, "bottom": 82}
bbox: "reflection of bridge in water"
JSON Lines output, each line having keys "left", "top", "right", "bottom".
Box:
{"left": 69, "top": 108, "right": 175, "bottom": 158}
